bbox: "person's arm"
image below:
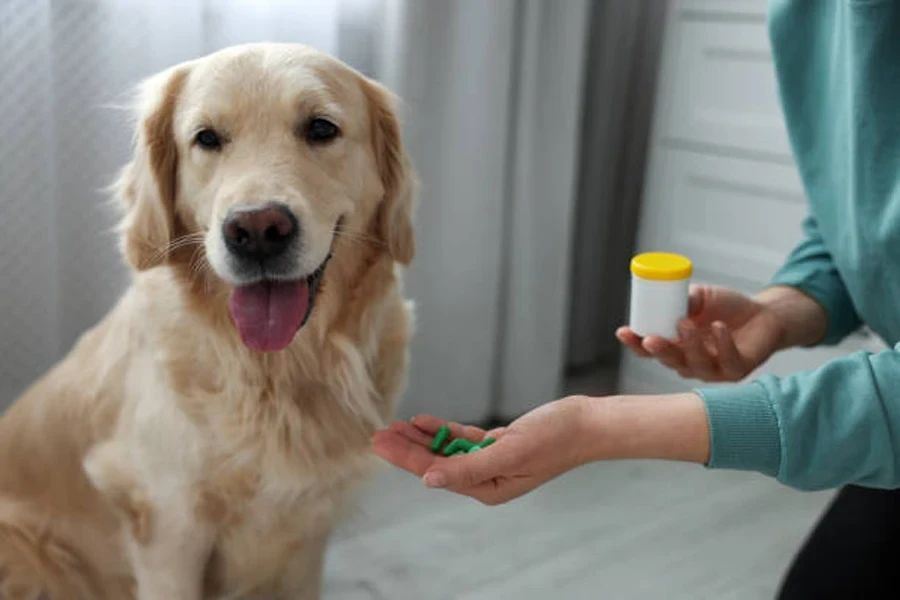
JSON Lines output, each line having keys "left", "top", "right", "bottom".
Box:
{"left": 375, "top": 344, "right": 900, "bottom": 502}
{"left": 697, "top": 347, "right": 900, "bottom": 490}
{"left": 582, "top": 348, "right": 900, "bottom": 491}
{"left": 579, "top": 393, "right": 711, "bottom": 466}
{"left": 768, "top": 214, "right": 862, "bottom": 345}
{"left": 374, "top": 349, "right": 900, "bottom": 503}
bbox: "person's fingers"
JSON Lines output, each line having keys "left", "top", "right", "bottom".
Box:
{"left": 406, "top": 414, "right": 446, "bottom": 434}
{"left": 410, "top": 415, "right": 487, "bottom": 444}
{"left": 615, "top": 327, "right": 652, "bottom": 358}
{"left": 484, "top": 426, "right": 508, "bottom": 440}
{"left": 642, "top": 336, "right": 687, "bottom": 371}
{"left": 678, "top": 321, "right": 717, "bottom": 380}
{"left": 409, "top": 415, "right": 453, "bottom": 435}
{"left": 422, "top": 443, "right": 518, "bottom": 490}
{"left": 687, "top": 284, "right": 708, "bottom": 318}
{"left": 390, "top": 421, "right": 438, "bottom": 447}
{"left": 712, "top": 321, "right": 746, "bottom": 381}
{"left": 677, "top": 367, "right": 693, "bottom": 379}
{"left": 372, "top": 431, "right": 439, "bottom": 476}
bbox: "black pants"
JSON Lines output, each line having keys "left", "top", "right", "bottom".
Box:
{"left": 777, "top": 486, "right": 900, "bottom": 599}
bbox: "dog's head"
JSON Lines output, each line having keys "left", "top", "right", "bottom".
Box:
{"left": 116, "top": 43, "right": 415, "bottom": 352}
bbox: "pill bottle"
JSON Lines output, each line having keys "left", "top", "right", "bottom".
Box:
{"left": 628, "top": 252, "right": 692, "bottom": 339}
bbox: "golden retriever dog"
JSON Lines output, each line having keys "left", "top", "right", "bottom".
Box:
{"left": 0, "top": 42, "right": 415, "bottom": 599}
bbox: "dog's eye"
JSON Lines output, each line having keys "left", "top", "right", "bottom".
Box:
{"left": 305, "top": 118, "right": 340, "bottom": 144}
{"left": 194, "top": 128, "right": 223, "bottom": 150}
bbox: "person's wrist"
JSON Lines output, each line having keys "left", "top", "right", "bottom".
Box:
{"left": 578, "top": 393, "right": 710, "bottom": 465}
{"left": 553, "top": 395, "right": 599, "bottom": 469}
{"left": 753, "top": 285, "right": 828, "bottom": 349}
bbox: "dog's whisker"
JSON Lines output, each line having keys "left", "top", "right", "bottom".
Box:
{"left": 146, "top": 233, "right": 206, "bottom": 267}
{"left": 189, "top": 259, "right": 209, "bottom": 287}
{"left": 187, "top": 245, "right": 211, "bottom": 288}
{"left": 332, "top": 229, "right": 387, "bottom": 248}
{"left": 332, "top": 228, "right": 378, "bottom": 241}
{"left": 330, "top": 236, "right": 367, "bottom": 250}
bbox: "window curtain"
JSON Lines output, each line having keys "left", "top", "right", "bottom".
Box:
{"left": 0, "top": 0, "right": 598, "bottom": 424}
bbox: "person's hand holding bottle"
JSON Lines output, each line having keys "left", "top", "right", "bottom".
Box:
{"left": 616, "top": 285, "right": 828, "bottom": 381}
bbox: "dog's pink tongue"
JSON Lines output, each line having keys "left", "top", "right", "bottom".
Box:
{"left": 228, "top": 280, "right": 310, "bottom": 352}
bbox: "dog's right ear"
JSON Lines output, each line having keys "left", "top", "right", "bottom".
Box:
{"left": 115, "top": 66, "right": 190, "bottom": 271}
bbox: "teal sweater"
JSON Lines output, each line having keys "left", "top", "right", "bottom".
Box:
{"left": 698, "top": 0, "right": 900, "bottom": 490}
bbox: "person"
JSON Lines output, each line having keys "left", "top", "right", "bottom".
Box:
{"left": 373, "top": 1, "right": 900, "bottom": 598}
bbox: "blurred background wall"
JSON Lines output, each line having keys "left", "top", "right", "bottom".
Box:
{"left": 0, "top": 0, "right": 663, "bottom": 423}
{"left": 1, "top": 0, "right": 886, "bottom": 419}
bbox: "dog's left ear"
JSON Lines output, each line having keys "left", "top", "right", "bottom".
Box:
{"left": 364, "top": 79, "right": 417, "bottom": 265}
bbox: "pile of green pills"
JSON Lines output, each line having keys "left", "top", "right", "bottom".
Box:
{"left": 429, "top": 425, "right": 496, "bottom": 456}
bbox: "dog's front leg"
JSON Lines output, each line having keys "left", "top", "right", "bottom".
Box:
{"left": 86, "top": 441, "right": 216, "bottom": 600}
{"left": 276, "top": 534, "right": 328, "bottom": 600}
{"left": 128, "top": 487, "right": 216, "bottom": 600}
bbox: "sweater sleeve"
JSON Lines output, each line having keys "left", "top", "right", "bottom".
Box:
{"left": 770, "top": 215, "right": 862, "bottom": 345}
{"left": 697, "top": 346, "right": 900, "bottom": 491}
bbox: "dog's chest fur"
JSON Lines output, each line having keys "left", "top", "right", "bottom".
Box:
{"left": 174, "top": 326, "right": 391, "bottom": 596}
{"left": 193, "top": 371, "right": 382, "bottom": 596}
{"left": 82, "top": 271, "right": 409, "bottom": 599}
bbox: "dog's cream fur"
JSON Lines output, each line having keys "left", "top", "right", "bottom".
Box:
{"left": 0, "top": 43, "right": 415, "bottom": 599}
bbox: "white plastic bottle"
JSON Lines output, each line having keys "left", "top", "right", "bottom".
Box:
{"left": 628, "top": 252, "right": 692, "bottom": 339}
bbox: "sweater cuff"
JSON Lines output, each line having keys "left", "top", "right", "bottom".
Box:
{"left": 695, "top": 382, "right": 782, "bottom": 478}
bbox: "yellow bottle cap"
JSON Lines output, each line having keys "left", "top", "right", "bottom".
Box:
{"left": 630, "top": 252, "right": 692, "bottom": 281}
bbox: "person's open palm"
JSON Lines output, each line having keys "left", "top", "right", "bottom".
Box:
{"left": 616, "top": 284, "right": 784, "bottom": 382}
{"left": 371, "top": 398, "right": 588, "bottom": 505}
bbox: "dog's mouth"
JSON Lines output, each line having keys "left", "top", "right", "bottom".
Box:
{"left": 227, "top": 254, "right": 331, "bottom": 353}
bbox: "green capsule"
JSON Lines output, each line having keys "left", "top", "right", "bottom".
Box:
{"left": 441, "top": 438, "right": 464, "bottom": 456}
{"left": 479, "top": 437, "right": 496, "bottom": 449}
{"left": 467, "top": 445, "right": 481, "bottom": 453}
{"left": 430, "top": 425, "right": 451, "bottom": 453}
{"left": 442, "top": 438, "right": 474, "bottom": 456}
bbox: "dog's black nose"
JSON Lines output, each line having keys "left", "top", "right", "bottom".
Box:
{"left": 222, "top": 203, "right": 298, "bottom": 261}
